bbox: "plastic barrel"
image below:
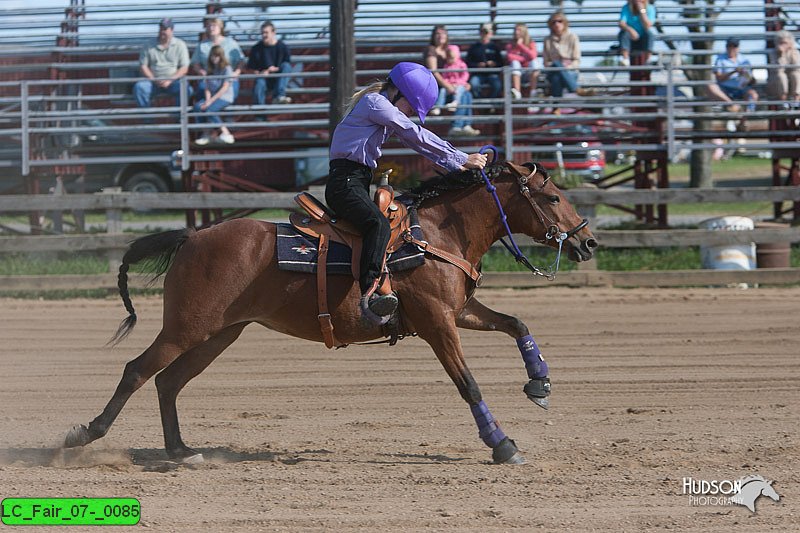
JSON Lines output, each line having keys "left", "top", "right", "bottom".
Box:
{"left": 755, "top": 221, "right": 791, "bottom": 268}
{"left": 699, "top": 216, "right": 756, "bottom": 270}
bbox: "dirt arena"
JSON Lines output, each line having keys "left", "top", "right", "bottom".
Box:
{"left": 0, "top": 287, "right": 797, "bottom": 531}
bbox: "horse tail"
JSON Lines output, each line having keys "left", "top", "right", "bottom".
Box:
{"left": 108, "top": 228, "right": 194, "bottom": 346}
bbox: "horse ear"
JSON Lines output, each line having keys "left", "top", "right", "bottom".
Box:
{"left": 505, "top": 161, "right": 537, "bottom": 183}
{"left": 504, "top": 161, "right": 530, "bottom": 178}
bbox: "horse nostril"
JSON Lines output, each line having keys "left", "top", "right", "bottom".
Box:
{"left": 583, "top": 238, "right": 599, "bottom": 251}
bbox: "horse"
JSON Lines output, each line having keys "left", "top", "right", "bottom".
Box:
{"left": 64, "top": 159, "right": 597, "bottom": 464}
{"left": 730, "top": 475, "right": 780, "bottom": 512}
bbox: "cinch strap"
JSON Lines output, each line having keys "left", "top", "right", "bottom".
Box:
{"left": 470, "top": 400, "right": 507, "bottom": 449}
{"left": 517, "top": 334, "right": 549, "bottom": 379}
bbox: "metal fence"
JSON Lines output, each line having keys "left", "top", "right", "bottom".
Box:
{"left": 2, "top": 61, "right": 799, "bottom": 182}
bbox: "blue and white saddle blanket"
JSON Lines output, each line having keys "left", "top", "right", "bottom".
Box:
{"left": 276, "top": 207, "right": 426, "bottom": 275}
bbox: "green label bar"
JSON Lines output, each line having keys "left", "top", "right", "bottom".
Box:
{"left": 2, "top": 498, "right": 140, "bottom": 526}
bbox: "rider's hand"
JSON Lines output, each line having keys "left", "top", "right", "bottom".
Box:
{"left": 462, "top": 153, "right": 488, "bottom": 170}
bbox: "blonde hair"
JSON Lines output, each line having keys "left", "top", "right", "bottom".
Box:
{"left": 207, "top": 45, "right": 229, "bottom": 71}
{"left": 548, "top": 11, "right": 569, "bottom": 31}
{"left": 204, "top": 17, "right": 226, "bottom": 36}
{"left": 514, "top": 23, "right": 531, "bottom": 46}
{"left": 775, "top": 29, "right": 797, "bottom": 49}
{"left": 344, "top": 80, "right": 391, "bottom": 116}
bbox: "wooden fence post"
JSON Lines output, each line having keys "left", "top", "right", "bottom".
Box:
{"left": 101, "top": 188, "right": 123, "bottom": 273}
{"left": 329, "top": 0, "right": 356, "bottom": 138}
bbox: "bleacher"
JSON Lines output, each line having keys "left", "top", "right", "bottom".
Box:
{"left": 1, "top": 0, "right": 800, "bottom": 223}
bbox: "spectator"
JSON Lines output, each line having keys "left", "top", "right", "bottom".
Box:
{"left": 190, "top": 17, "right": 245, "bottom": 100}
{"left": 767, "top": 30, "right": 800, "bottom": 103}
{"left": 617, "top": 0, "right": 656, "bottom": 66}
{"left": 543, "top": 12, "right": 581, "bottom": 98}
{"left": 134, "top": 18, "right": 192, "bottom": 108}
{"left": 708, "top": 38, "right": 758, "bottom": 113}
{"left": 467, "top": 22, "right": 503, "bottom": 99}
{"left": 424, "top": 26, "right": 479, "bottom": 135}
{"left": 193, "top": 45, "right": 236, "bottom": 145}
{"left": 506, "top": 23, "right": 539, "bottom": 99}
{"left": 248, "top": 20, "right": 293, "bottom": 105}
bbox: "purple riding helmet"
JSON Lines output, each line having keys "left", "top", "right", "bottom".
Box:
{"left": 388, "top": 62, "right": 438, "bottom": 123}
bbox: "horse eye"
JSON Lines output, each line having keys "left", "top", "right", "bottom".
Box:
{"left": 548, "top": 195, "right": 560, "bottom": 204}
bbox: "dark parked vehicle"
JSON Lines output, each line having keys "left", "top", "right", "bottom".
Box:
{"left": 0, "top": 119, "right": 181, "bottom": 195}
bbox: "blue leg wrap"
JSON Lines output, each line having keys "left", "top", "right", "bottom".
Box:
{"left": 470, "top": 400, "right": 507, "bottom": 449}
{"left": 517, "top": 334, "right": 549, "bottom": 379}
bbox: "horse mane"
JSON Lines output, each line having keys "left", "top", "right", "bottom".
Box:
{"left": 400, "top": 160, "right": 551, "bottom": 209}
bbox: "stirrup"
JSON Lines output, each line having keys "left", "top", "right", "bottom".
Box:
{"left": 359, "top": 294, "right": 392, "bottom": 327}
{"left": 367, "top": 292, "right": 398, "bottom": 316}
{"left": 523, "top": 377, "right": 551, "bottom": 410}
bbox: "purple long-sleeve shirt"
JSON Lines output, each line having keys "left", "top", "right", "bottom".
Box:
{"left": 329, "top": 91, "right": 468, "bottom": 172}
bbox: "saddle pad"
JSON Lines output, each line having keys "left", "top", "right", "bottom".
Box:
{"left": 276, "top": 208, "right": 425, "bottom": 275}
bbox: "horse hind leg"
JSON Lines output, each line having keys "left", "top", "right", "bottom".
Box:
{"left": 64, "top": 334, "right": 186, "bottom": 449}
{"left": 155, "top": 323, "right": 247, "bottom": 462}
{"left": 456, "top": 297, "right": 551, "bottom": 409}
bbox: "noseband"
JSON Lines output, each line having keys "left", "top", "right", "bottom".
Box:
{"left": 479, "top": 145, "right": 588, "bottom": 280}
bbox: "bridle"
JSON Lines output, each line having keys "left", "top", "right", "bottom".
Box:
{"left": 479, "top": 145, "right": 588, "bottom": 280}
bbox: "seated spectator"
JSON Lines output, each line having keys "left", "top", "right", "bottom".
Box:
{"left": 543, "top": 12, "right": 581, "bottom": 98}
{"left": 707, "top": 38, "right": 758, "bottom": 113}
{"left": 433, "top": 45, "right": 469, "bottom": 111}
{"left": 190, "top": 17, "right": 245, "bottom": 100}
{"left": 767, "top": 30, "right": 800, "bottom": 103}
{"left": 424, "top": 25, "right": 479, "bottom": 136}
{"left": 617, "top": 0, "right": 656, "bottom": 66}
{"left": 467, "top": 22, "right": 503, "bottom": 99}
{"left": 248, "top": 21, "right": 293, "bottom": 106}
{"left": 133, "top": 18, "right": 192, "bottom": 108}
{"left": 193, "top": 45, "right": 236, "bottom": 145}
{"left": 506, "top": 23, "right": 539, "bottom": 99}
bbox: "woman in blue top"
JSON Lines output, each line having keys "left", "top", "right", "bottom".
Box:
{"left": 618, "top": 0, "right": 656, "bottom": 66}
{"left": 327, "top": 62, "right": 487, "bottom": 324}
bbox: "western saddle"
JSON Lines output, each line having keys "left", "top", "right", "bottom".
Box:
{"left": 290, "top": 171, "right": 410, "bottom": 348}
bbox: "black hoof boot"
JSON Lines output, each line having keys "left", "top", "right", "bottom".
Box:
{"left": 492, "top": 437, "right": 526, "bottom": 464}
{"left": 524, "top": 377, "right": 551, "bottom": 410}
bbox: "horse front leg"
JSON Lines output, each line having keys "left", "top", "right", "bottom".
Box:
{"left": 415, "top": 319, "right": 525, "bottom": 464}
{"left": 456, "top": 297, "right": 551, "bottom": 409}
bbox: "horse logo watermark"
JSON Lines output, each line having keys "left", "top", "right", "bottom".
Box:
{"left": 682, "top": 475, "right": 780, "bottom": 513}
{"left": 729, "top": 475, "right": 781, "bottom": 513}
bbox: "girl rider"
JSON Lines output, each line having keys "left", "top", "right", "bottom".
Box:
{"left": 327, "top": 62, "right": 487, "bottom": 324}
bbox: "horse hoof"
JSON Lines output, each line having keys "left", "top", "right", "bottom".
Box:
{"left": 492, "top": 437, "right": 526, "bottom": 465}
{"left": 501, "top": 451, "right": 527, "bottom": 465}
{"left": 529, "top": 396, "right": 550, "bottom": 410}
{"left": 524, "top": 378, "right": 550, "bottom": 410}
{"left": 182, "top": 453, "right": 204, "bottom": 465}
{"left": 64, "top": 424, "right": 91, "bottom": 448}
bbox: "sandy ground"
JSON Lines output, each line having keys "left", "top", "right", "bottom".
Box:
{"left": 0, "top": 287, "right": 797, "bottom": 532}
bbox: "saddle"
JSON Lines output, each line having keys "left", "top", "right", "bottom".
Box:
{"left": 290, "top": 175, "right": 411, "bottom": 349}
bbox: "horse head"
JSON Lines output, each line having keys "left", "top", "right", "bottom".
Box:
{"left": 501, "top": 161, "right": 598, "bottom": 262}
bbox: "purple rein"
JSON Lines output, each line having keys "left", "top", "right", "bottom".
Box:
{"left": 477, "top": 145, "right": 564, "bottom": 280}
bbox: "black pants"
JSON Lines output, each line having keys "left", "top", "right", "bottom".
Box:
{"left": 325, "top": 159, "right": 391, "bottom": 294}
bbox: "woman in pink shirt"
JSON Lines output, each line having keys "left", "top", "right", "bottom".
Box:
{"left": 506, "top": 23, "right": 539, "bottom": 99}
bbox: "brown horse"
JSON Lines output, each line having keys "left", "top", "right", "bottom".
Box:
{"left": 64, "top": 160, "right": 597, "bottom": 464}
